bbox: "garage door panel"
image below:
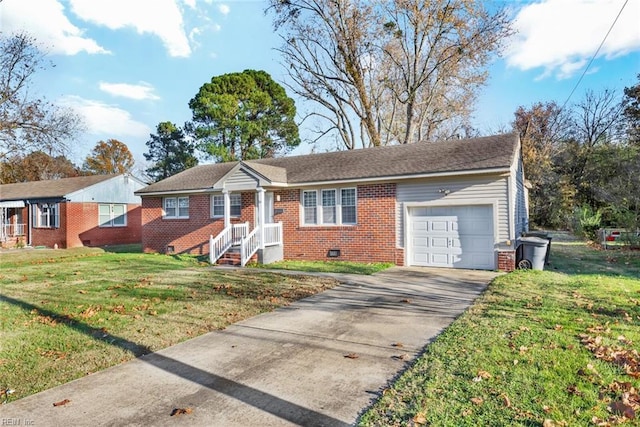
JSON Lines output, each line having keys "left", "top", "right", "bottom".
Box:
{"left": 409, "top": 205, "right": 495, "bottom": 270}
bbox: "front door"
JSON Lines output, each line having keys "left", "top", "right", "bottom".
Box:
{"left": 255, "top": 192, "right": 275, "bottom": 227}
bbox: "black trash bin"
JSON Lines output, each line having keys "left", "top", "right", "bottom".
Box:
{"left": 517, "top": 237, "right": 549, "bottom": 270}
{"left": 523, "top": 231, "right": 552, "bottom": 265}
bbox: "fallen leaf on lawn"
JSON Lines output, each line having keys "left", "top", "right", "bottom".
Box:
{"left": 566, "top": 385, "right": 584, "bottom": 396}
{"left": 344, "top": 353, "right": 359, "bottom": 359}
{"left": 412, "top": 412, "right": 427, "bottom": 424}
{"left": 53, "top": 399, "right": 71, "bottom": 407}
{"left": 148, "top": 310, "right": 158, "bottom": 316}
{"left": 501, "top": 394, "right": 511, "bottom": 408}
{"left": 542, "top": 405, "right": 551, "bottom": 413}
{"left": 477, "top": 370, "right": 492, "bottom": 379}
{"left": 170, "top": 407, "right": 193, "bottom": 416}
{"left": 470, "top": 397, "right": 483, "bottom": 406}
{"left": 554, "top": 324, "right": 563, "bottom": 331}
{"left": 519, "top": 346, "right": 528, "bottom": 354}
{"left": 78, "top": 290, "right": 87, "bottom": 294}
{"left": 608, "top": 401, "right": 635, "bottom": 419}
{"left": 461, "top": 408, "right": 472, "bottom": 416}
{"left": 519, "top": 326, "right": 531, "bottom": 332}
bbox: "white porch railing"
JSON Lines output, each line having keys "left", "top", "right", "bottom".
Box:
{"left": 209, "top": 222, "right": 250, "bottom": 264}
{"left": 1, "top": 223, "right": 25, "bottom": 239}
{"left": 263, "top": 222, "right": 283, "bottom": 247}
{"left": 210, "top": 222, "right": 282, "bottom": 266}
{"left": 232, "top": 222, "right": 249, "bottom": 245}
{"left": 240, "top": 228, "right": 260, "bottom": 267}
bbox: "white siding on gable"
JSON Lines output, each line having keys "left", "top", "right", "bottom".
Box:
{"left": 396, "top": 175, "right": 509, "bottom": 248}
{"left": 224, "top": 169, "right": 260, "bottom": 191}
{"left": 66, "top": 175, "right": 145, "bottom": 204}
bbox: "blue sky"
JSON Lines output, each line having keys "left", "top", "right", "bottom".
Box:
{"left": 2, "top": 0, "right": 639, "bottom": 168}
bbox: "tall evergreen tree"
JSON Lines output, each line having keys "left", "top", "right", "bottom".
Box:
{"left": 144, "top": 122, "right": 198, "bottom": 182}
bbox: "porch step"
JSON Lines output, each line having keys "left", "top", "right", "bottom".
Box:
{"left": 217, "top": 250, "right": 241, "bottom": 266}
{"left": 215, "top": 247, "right": 258, "bottom": 266}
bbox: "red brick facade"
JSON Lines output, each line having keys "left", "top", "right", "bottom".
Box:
{"left": 272, "top": 183, "right": 400, "bottom": 264}
{"left": 141, "top": 194, "right": 256, "bottom": 255}
{"left": 141, "top": 184, "right": 402, "bottom": 264}
{"left": 7, "top": 202, "right": 141, "bottom": 249}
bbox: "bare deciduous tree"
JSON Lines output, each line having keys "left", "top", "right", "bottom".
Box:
{"left": 0, "top": 32, "right": 84, "bottom": 159}
{"left": 268, "top": 0, "right": 512, "bottom": 149}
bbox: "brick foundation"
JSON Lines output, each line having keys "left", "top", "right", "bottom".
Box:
{"left": 498, "top": 250, "right": 516, "bottom": 272}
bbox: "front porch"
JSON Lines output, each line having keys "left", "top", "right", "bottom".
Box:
{"left": 208, "top": 183, "right": 283, "bottom": 266}
{"left": 0, "top": 205, "right": 27, "bottom": 246}
{"left": 209, "top": 221, "right": 283, "bottom": 266}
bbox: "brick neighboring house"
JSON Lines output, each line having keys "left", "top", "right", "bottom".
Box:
{"left": 0, "top": 174, "right": 146, "bottom": 249}
{"left": 135, "top": 134, "right": 529, "bottom": 271}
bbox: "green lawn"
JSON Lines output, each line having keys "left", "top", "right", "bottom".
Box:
{"left": 0, "top": 247, "right": 337, "bottom": 401}
{"left": 359, "top": 233, "right": 640, "bottom": 426}
{"left": 251, "top": 259, "right": 395, "bottom": 275}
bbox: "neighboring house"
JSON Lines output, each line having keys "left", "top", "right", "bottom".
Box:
{"left": 0, "top": 174, "right": 146, "bottom": 249}
{"left": 135, "top": 133, "right": 529, "bottom": 271}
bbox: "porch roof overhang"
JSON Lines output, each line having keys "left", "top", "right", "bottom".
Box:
{"left": 0, "top": 200, "right": 25, "bottom": 208}
{"left": 211, "top": 161, "right": 288, "bottom": 191}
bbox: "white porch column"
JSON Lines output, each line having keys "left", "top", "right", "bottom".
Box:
{"left": 222, "top": 189, "right": 230, "bottom": 228}
{"left": 257, "top": 187, "right": 265, "bottom": 249}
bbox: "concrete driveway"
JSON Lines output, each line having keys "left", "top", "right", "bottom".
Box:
{"left": 3, "top": 267, "right": 498, "bottom": 426}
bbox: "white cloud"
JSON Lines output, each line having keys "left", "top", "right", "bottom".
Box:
{"left": 59, "top": 96, "right": 151, "bottom": 138}
{"left": 0, "top": 0, "right": 109, "bottom": 55}
{"left": 99, "top": 82, "right": 161, "bottom": 101}
{"left": 218, "top": 4, "right": 230, "bottom": 16}
{"left": 506, "top": 0, "right": 640, "bottom": 79}
{"left": 182, "top": 0, "right": 197, "bottom": 9}
{"left": 69, "top": 0, "right": 192, "bottom": 57}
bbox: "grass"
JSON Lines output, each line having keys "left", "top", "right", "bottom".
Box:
{"left": 359, "top": 232, "right": 640, "bottom": 426}
{"left": 251, "top": 259, "right": 395, "bottom": 275}
{"left": 0, "top": 247, "right": 338, "bottom": 401}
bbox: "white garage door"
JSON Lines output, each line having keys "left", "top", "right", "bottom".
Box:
{"left": 409, "top": 205, "right": 495, "bottom": 270}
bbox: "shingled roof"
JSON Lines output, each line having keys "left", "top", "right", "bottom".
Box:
{"left": 0, "top": 175, "right": 117, "bottom": 201}
{"left": 137, "top": 133, "right": 519, "bottom": 194}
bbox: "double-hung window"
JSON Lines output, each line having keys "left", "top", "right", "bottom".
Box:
{"left": 321, "top": 190, "right": 336, "bottom": 224}
{"left": 164, "top": 196, "right": 189, "bottom": 219}
{"left": 99, "top": 204, "right": 127, "bottom": 227}
{"left": 303, "top": 190, "right": 317, "bottom": 224}
{"left": 302, "top": 188, "right": 357, "bottom": 225}
{"left": 211, "top": 193, "right": 242, "bottom": 218}
{"left": 34, "top": 203, "right": 59, "bottom": 228}
{"left": 341, "top": 188, "right": 357, "bottom": 224}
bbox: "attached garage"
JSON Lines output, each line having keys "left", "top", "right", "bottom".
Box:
{"left": 407, "top": 205, "right": 496, "bottom": 270}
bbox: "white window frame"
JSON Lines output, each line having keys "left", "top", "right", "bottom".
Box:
{"left": 211, "top": 193, "right": 242, "bottom": 218}
{"left": 300, "top": 187, "right": 357, "bottom": 226}
{"left": 34, "top": 202, "right": 60, "bottom": 228}
{"left": 163, "top": 196, "right": 189, "bottom": 219}
{"left": 302, "top": 190, "right": 317, "bottom": 225}
{"left": 341, "top": 188, "right": 357, "bottom": 225}
{"left": 99, "top": 204, "right": 127, "bottom": 227}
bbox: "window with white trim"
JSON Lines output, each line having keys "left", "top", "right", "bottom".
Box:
{"left": 303, "top": 190, "right": 317, "bottom": 224}
{"left": 211, "top": 193, "right": 242, "bottom": 218}
{"left": 322, "top": 189, "right": 336, "bottom": 224}
{"left": 341, "top": 188, "right": 357, "bottom": 224}
{"left": 33, "top": 203, "right": 60, "bottom": 228}
{"left": 163, "top": 196, "right": 189, "bottom": 219}
{"left": 301, "top": 188, "right": 357, "bottom": 225}
{"left": 99, "top": 204, "right": 127, "bottom": 227}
